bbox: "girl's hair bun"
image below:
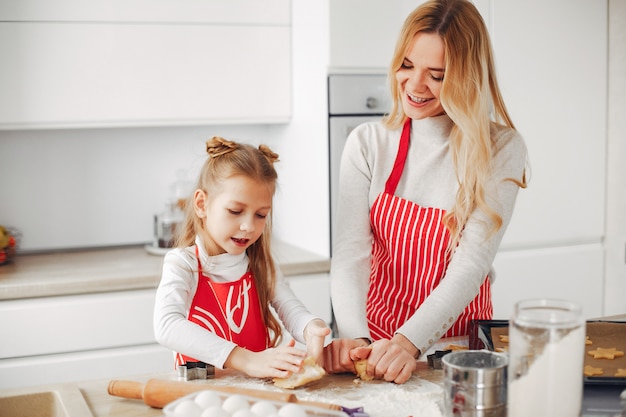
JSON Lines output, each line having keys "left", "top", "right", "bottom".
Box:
{"left": 258, "top": 144, "right": 279, "bottom": 164}
{"left": 206, "top": 136, "right": 238, "bottom": 158}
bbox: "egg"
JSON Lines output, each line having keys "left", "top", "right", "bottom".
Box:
{"left": 175, "top": 398, "right": 203, "bottom": 417}
{"left": 222, "top": 394, "right": 250, "bottom": 414}
{"left": 250, "top": 401, "right": 278, "bottom": 417}
{"left": 201, "top": 405, "right": 229, "bottom": 417}
{"left": 277, "top": 403, "right": 307, "bottom": 417}
{"left": 232, "top": 410, "right": 257, "bottom": 417}
{"left": 195, "top": 391, "right": 222, "bottom": 409}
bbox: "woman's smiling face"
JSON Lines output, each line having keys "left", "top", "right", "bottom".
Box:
{"left": 395, "top": 32, "right": 446, "bottom": 120}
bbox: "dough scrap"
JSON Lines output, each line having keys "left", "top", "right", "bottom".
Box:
{"left": 443, "top": 344, "right": 468, "bottom": 351}
{"left": 354, "top": 359, "right": 373, "bottom": 381}
{"left": 273, "top": 357, "right": 325, "bottom": 389}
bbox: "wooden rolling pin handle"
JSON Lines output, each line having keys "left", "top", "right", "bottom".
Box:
{"left": 298, "top": 399, "right": 343, "bottom": 411}
{"left": 107, "top": 380, "right": 143, "bottom": 400}
{"left": 108, "top": 378, "right": 297, "bottom": 409}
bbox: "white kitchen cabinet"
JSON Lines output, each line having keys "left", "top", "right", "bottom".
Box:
{"left": 0, "top": 0, "right": 291, "bottom": 129}
{"left": 491, "top": 0, "right": 607, "bottom": 249}
{"left": 488, "top": 0, "right": 608, "bottom": 315}
{"left": 491, "top": 244, "right": 604, "bottom": 320}
{"left": 286, "top": 273, "right": 332, "bottom": 326}
{"left": 0, "top": 344, "right": 172, "bottom": 390}
{"left": 0, "top": 289, "right": 172, "bottom": 389}
{"left": 328, "top": 1, "right": 418, "bottom": 71}
{"left": 0, "top": 274, "right": 332, "bottom": 390}
{"left": 0, "top": 0, "right": 290, "bottom": 24}
{"left": 327, "top": 0, "right": 490, "bottom": 71}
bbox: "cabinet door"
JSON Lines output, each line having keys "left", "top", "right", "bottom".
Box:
{"left": 492, "top": 0, "right": 607, "bottom": 248}
{"left": 0, "top": 0, "right": 290, "bottom": 25}
{"left": 328, "top": 1, "right": 421, "bottom": 70}
{"left": 0, "top": 289, "right": 158, "bottom": 359}
{"left": 491, "top": 244, "right": 604, "bottom": 320}
{"left": 328, "top": 0, "right": 491, "bottom": 71}
{"left": 0, "top": 23, "right": 290, "bottom": 129}
{"left": 0, "top": 345, "right": 173, "bottom": 390}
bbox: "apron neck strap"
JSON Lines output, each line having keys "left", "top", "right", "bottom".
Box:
{"left": 195, "top": 245, "right": 203, "bottom": 276}
{"left": 384, "top": 118, "right": 412, "bottom": 194}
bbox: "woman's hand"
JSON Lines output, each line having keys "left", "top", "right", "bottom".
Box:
{"left": 355, "top": 335, "right": 418, "bottom": 384}
{"left": 224, "top": 339, "right": 306, "bottom": 379}
{"left": 303, "top": 319, "right": 331, "bottom": 363}
{"left": 322, "top": 338, "right": 370, "bottom": 374}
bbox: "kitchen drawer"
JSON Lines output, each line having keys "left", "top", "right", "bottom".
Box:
{"left": 0, "top": 0, "right": 290, "bottom": 25}
{"left": 0, "top": 344, "right": 173, "bottom": 390}
{"left": 0, "top": 289, "right": 158, "bottom": 359}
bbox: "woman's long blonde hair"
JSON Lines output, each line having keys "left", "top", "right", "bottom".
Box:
{"left": 385, "top": 0, "right": 527, "bottom": 250}
{"left": 176, "top": 136, "right": 283, "bottom": 346}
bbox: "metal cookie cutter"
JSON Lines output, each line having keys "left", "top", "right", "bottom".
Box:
{"left": 177, "top": 361, "right": 216, "bottom": 381}
{"left": 427, "top": 349, "right": 452, "bottom": 370}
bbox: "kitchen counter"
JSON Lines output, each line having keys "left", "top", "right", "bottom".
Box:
{"left": 62, "top": 352, "right": 626, "bottom": 417}
{"left": 2, "top": 336, "right": 624, "bottom": 417}
{"left": 0, "top": 241, "right": 331, "bottom": 301}
{"left": 9, "top": 362, "right": 446, "bottom": 417}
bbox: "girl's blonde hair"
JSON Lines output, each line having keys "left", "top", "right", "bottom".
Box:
{"left": 385, "top": 0, "right": 527, "bottom": 251}
{"left": 177, "top": 136, "right": 283, "bottom": 346}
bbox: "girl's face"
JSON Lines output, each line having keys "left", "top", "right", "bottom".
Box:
{"left": 395, "top": 32, "right": 446, "bottom": 120}
{"left": 194, "top": 175, "right": 273, "bottom": 256}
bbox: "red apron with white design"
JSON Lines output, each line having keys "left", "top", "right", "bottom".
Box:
{"left": 366, "top": 118, "right": 492, "bottom": 341}
{"left": 176, "top": 247, "right": 270, "bottom": 365}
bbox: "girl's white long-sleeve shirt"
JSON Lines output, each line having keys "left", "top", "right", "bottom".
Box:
{"left": 153, "top": 236, "right": 318, "bottom": 369}
{"left": 330, "top": 115, "right": 527, "bottom": 356}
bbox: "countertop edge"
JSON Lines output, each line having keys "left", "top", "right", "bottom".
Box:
{"left": 0, "top": 241, "right": 330, "bottom": 301}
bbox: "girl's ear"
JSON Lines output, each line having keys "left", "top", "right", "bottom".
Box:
{"left": 193, "top": 189, "right": 208, "bottom": 218}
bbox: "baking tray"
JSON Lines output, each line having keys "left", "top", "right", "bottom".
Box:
{"left": 469, "top": 319, "right": 626, "bottom": 386}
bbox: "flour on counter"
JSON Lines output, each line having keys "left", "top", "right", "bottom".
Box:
{"left": 205, "top": 373, "right": 444, "bottom": 417}
{"left": 295, "top": 378, "right": 444, "bottom": 417}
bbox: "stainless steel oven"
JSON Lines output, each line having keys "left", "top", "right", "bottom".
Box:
{"left": 328, "top": 74, "right": 391, "bottom": 253}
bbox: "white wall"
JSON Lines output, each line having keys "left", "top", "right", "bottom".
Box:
{"left": 0, "top": 124, "right": 274, "bottom": 251}
{"left": 268, "top": 0, "right": 330, "bottom": 258}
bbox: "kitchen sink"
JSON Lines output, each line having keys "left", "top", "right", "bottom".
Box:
{"left": 0, "top": 384, "right": 93, "bottom": 417}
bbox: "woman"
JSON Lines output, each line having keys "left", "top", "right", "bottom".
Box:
{"left": 324, "top": 0, "right": 528, "bottom": 384}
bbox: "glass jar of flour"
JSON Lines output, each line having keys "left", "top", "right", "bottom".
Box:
{"left": 507, "top": 299, "right": 585, "bottom": 417}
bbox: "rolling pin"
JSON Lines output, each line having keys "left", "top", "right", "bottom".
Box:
{"left": 107, "top": 378, "right": 342, "bottom": 411}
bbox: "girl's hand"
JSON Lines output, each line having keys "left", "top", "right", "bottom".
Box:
{"left": 353, "top": 336, "right": 418, "bottom": 384}
{"left": 322, "top": 338, "right": 370, "bottom": 374}
{"left": 225, "top": 339, "right": 307, "bottom": 379}
{"left": 303, "top": 319, "right": 331, "bottom": 363}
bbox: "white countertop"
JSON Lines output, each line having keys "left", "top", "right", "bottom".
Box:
{"left": 0, "top": 241, "right": 330, "bottom": 301}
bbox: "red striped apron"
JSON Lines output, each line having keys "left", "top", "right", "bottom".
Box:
{"left": 366, "top": 119, "right": 492, "bottom": 341}
{"left": 176, "top": 247, "right": 270, "bottom": 365}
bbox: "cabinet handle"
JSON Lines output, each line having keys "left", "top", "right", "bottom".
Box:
{"left": 366, "top": 97, "right": 378, "bottom": 109}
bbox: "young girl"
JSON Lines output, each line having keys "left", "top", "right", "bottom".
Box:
{"left": 154, "top": 136, "right": 329, "bottom": 379}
